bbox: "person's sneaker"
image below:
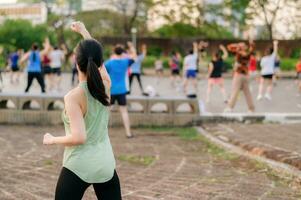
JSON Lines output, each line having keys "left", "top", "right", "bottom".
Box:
{"left": 256, "top": 95, "right": 263, "bottom": 100}
{"left": 126, "top": 135, "right": 134, "bottom": 139}
{"left": 264, "top": 93, "right": 272, "bottom": 100}
{"left": 224, "top": 107, "right": 232, "bottom": 113}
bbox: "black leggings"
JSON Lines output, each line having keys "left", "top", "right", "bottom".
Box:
{"left": 25, "top": 72, "right": 45, "bottom": 93}
{"left": 129, "top": 73, "right": 143, "bottom": 93}
{"left": 55, "top": 167, "right": 122, "bottom": 200}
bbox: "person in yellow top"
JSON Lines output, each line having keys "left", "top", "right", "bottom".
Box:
{"left": 43, "top": 21, "right": 121, "bottom": 200}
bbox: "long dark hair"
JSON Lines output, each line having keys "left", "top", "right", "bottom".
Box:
{"left": 31, "top": 43, "right": 38, "bottom": 61}
{"left": 75, "top": 39, "right": 109, "bottom": 106}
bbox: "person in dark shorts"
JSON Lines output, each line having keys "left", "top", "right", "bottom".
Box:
{"left": 41, "top": 49, "right": 53, "bottom": 91}
{"left": 105, "top": 45, "right": 134, "bottom": 138}
{"left": 257, "top": 40, "right": 278, "bottom": 101}
{"left": 206, "top": 44, "right": 228, "bottom": 103}
{"left": 273, "top": 55, "right": 281, "bottom": 85}
{"left": 169, "top": 51, "right": 181, "bottom": 88}
{"left": 8, "top": 49, "right": 22, "bottom": 84}
{"left": 20, "top": 42, "right": 50, "bottom": 93}
{"left": 129, "top": 44, "right": 147, "bottom": 95}
{"left": 50, "top": 46, "right": 65, "bottom": 92}
{"left": 154, "top": 55, "right": 164, "bottom": 84}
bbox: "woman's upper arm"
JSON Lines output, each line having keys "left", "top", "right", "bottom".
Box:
{"left": 20, "top": 52, "right": 30, "bottom": 64}
{"left": 65, "top": 93, "right": 86, "bottom": 142}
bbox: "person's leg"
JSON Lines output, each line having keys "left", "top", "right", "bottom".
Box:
{"left": 16, "top": 71, "right": 21, "bottom": 84}
{"left": 192, "top": 77, "right": 198, "bottom": 90}
{"left": 266, "top": 78, "right": 273, "bottom": 97}
{"left": 183, "top": 76, "right": 189, "bottom": 93}
{"left": 242, "top": 76, "right": 255, "bottom": 112}
{"left": 56, "top": 69, "right": 62, "bottom": 91}
{"left": 119, "top": 106, "right": 132, "bottom": 138}
{"left": 93, "top": 170, "right": 122, "bottom": 200}
{"left": 55, "top": 167, "right": 90, "bottom": 200}
{"left": 117, "top": 94, "right": 132, "bottom": 137}
{"left": 218, "top": 79, "right": 227, "bottom": 102}
{"left": 206, "top": 80, "right": 213, "bottom": 103}
{"left": 136, "top": 74, "right": 144, "bottom": 93}
{"left": 10, "top": 71, "right": 14, "bottom": 84}
{"left": 36, "top": 72, "right": 46, "bottom": 93}
{"left": 25, "top": 72, "right": 34, "bottom": 92}
{"left": 227, "top": 75, "right": 241, "bottom": 110}
{"left": 257, "top": 77, "right": 265, "bottom": 99}
{"left": 129, "top": 73, "right": 134, "bottom": 93}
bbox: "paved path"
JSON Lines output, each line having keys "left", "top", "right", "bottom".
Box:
{"left": 1, "top": 72, "right": 300, "bottom": 113}
{"left": 203, "top": 123, "right": 301, "bottom": 171}
{"left": 0, "top": 125, "right": 300, "bottom": 200}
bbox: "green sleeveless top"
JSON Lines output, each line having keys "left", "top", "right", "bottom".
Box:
{"left": 62, "top": 81, "right": 116, "bottom": 183}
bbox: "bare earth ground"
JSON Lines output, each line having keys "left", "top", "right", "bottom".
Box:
{"left": 0, "top": 125, "right": 300, "bottom": 200}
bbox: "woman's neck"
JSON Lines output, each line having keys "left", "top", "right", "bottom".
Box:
{"left": 78, "top": 72, "right": 87, "bottom": 82}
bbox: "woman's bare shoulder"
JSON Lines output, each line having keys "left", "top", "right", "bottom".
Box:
{"left": 64, "top": 87, "right": 85, "bottom": 103}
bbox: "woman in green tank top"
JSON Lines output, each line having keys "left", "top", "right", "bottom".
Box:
{"left": 43, "top": 21, "right": 122, "bottom": 200}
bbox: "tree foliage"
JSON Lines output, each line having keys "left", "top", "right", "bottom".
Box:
{"left": 0, "top": 19, "right": 56, "bottom": 51}
{"left": 110, "top": 0, "right": 153, "bottom": 35}
{"left": 153, "top": 22, "right": 233, "bottom": 39}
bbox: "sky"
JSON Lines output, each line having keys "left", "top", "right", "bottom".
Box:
{"left": 0, "top": 0, "right": 17, "bottom": 4}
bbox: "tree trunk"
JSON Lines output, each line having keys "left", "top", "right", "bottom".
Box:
{"left": 267, "top": 24, "right": 273, "bottom": 40}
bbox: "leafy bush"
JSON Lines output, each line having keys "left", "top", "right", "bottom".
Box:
{"left": 280, "top": 58, "right": 298, "bottom": 71}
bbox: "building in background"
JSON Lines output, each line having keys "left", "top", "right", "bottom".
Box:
{"left": 0, "top": 2, "right": 47, "bottom": 24}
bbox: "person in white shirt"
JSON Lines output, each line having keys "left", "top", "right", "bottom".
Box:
{"left": 257, "top": 40, "right": 278, "bottom": 100}
{"left": 183, "top": 42, "right": 198, "bottom": 94}
{"left": 49, "top": 46, "right": 65, "bottom": 92}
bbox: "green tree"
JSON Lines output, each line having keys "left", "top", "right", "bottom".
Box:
{"left": 0, "top": 19, "right": 56, "bottom": 50}
{"left": 110, "top": 0, "right": 154, "bottom": 35}
{"left": 153, "top": 22, "right": 233, "bottom": 39}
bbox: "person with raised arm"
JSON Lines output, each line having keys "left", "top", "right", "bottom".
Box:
{"left": 20, "top": 39, "right": 51, "bottom": 93}
{"left": 43, "top": 21, "right": 122, "bottom": 200}
{"left": 104, "top": 45, "right": 135, "bottom": 138}
{"left": 224, "top": 40, "right": 255, "bottom": 112}
{"left": 129, "top": 44, "right": 147, "bottom": 95}
{"left": 257, "top": 40, "right": 279, "bottom": 100}
{"left": 183, "top": 42, "right": 199, "bottom": 95}
{"left": 206, "top": 44, "right": 228, "bottom": 103}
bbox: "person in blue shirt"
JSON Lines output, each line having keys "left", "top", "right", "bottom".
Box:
{"left": 105, "top": 45, "right": 134, "bottom": 138}
{"left": 20, "top": 41, "right": 50, "bottom": 93}
{"left": 8, "top": 49, "right": 22, "bottom": 84}
{"left": 129, "top": 44, "right": 147, "bottom": 94}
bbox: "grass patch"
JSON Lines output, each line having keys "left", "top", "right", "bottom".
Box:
{"left": 44, "top": 159, "right": 53, "bottom": 166}
{"left": 140, "top": 126, "right": 200, "bottom": 141}
{"left": 143, "top": 126, "right": 238, "bottom": 160}
{"left": 118, "top": 155, "right": 156, "bottom": 166}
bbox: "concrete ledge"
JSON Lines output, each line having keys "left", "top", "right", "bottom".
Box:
{"left": 194, "top": 113, "right": 301, "bottom": 124}
{"left": 196, "top": 126, "right": 301, "bottom": 180}
{"left": 0, "top": 110, "right": 197, "bottom": 126}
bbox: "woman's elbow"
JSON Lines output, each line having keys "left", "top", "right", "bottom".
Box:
{"left": 72, "top": 133, "right": 86, "bottom": 145}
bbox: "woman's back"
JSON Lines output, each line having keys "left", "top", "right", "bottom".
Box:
{"left": 62, "top": 82, "right": 115, "bottom": 183}
{"left": 27, "top": 51, "right": 41, "bottom": 72}
{"left": 210, "top": 59, "right": 223, "bottom": 78}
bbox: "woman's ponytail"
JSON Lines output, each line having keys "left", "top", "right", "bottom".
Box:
{"left": 86, "top": 57, "right": 110, "bottom": 106}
